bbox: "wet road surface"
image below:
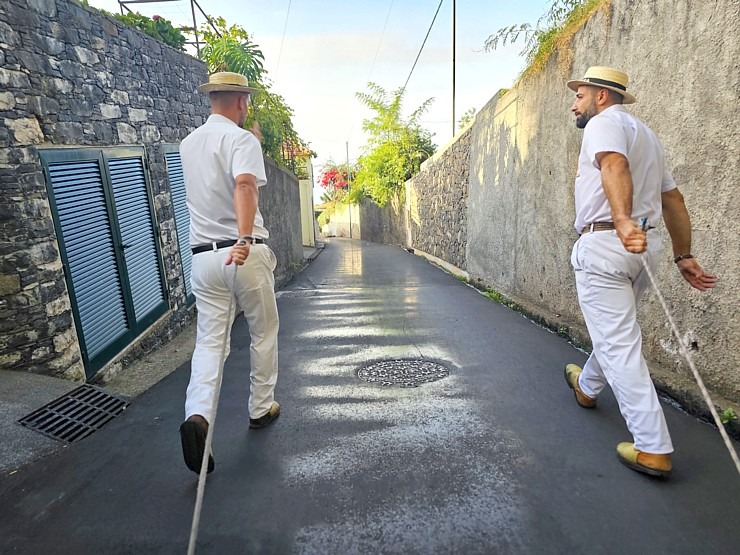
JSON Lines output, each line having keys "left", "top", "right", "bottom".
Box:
{"left": 1, "top": 238, "right": 738, "bottom": 554}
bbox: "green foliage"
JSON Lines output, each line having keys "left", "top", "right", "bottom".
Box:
{"left": 720, "top": 408, "right": 738, "bottom": 425}
{"left": 187, "top": 17, "right": 312, "bottom": 170}
{"left": 318, "top": 161, "right": 355, "bottom": 203}
{"left": 247, "top": 89, "right": 309, "bottom": 171}
{"left": 458, "top": 107, "right": 476, "bottom": 130}
{"left": 353, "top": 83, "right": 436, "bottom": 206}
{"left": 483, "top": 0, "right": 608, "bottom": 73}
{"left": 114, "top": 12, "right": 186, "bottom": 50}
{"left": 197, "top": 16, "right": 266, "bottom": 83}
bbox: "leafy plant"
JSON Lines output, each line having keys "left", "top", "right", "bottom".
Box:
{"left": 353, "top": 82, "right": 436, "bottom": 206}
{"left": 483, "top": 0, "right": 609, "bottom": 74}
{"left": 458, "top": 107, "right": 476, "bottom": 130}
{"left": 114, "top": 12, "right": 187, "bottom": 50}
{"left": 187, "top": 17, "right": 312, "bottom": 170}
{"left": 720, "top": 408, "right": 738, "bottom": 425}
{"left": 197, "top": 16, "right": 265, "bottom": 83}
{"left": 318, "top": 161, "right": 355, "bottom": 199}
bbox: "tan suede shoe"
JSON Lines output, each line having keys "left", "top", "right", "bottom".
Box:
{"left": 564, "top": 364, "right": 597, "bottom": 408}
{"left": 249, "top": 401, "right": 281, "bottom": 429}
{"left": 617, "top": 442, "right": 672, "bottom": 477}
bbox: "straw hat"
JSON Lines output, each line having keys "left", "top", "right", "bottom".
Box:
{"left": 566, "top": 66, "right": 636, "bottom": 104}
{"left": 198, "top": 72, "right": 258, "bottom": 94}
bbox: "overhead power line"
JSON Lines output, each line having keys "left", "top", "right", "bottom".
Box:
{"left": 346, "top": 0, "right": 395, "bottom": 146}
{"left": 275, "top": 0, "right": 293, "bottom": 77}
{"left": 367, "top": 0, "right": 395, "bottom": 82}
{"left": 402, "top": 0, "right": 444, "bottom": 92}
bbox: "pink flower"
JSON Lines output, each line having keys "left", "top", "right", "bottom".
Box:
{"left": 152, "top": 15, "right": 162, "bottom": 21}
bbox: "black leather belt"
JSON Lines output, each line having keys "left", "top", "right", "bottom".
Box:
{"left": 191, "top": 238, "right": 265, "bottom": 255}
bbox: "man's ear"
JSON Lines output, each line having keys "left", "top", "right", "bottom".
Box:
{"left": 597, "top": 88, "right": 609, "bottom": 105}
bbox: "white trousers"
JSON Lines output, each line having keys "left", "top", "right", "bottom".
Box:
{"left": 185, "top": 244, "right": 279, "bottom": 423}
{"left": 571, "top": 230, "right": 673, "bottom": 454}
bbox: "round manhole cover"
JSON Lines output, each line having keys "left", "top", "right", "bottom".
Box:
{"left": 357, "top": 359, "right": 450, "bottom": 388}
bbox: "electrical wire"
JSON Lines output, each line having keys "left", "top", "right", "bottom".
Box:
{"left": 274, "top": 0, "right": 293, "bottom": 77}
{"left": 346, "top": 0, "right": 396, "bottom": 145}
{"left": 402, "top": 0, "right": 444, "bottom": 92}
{"left": 367, "top": 0, "right": 395, "bottom": 82}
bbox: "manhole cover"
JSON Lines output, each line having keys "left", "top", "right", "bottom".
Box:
{"left": 357, "top": 359, "right": 450, "bottom": 387}
{"left": 18, "top": 384, "right": 129, "bottom": 443}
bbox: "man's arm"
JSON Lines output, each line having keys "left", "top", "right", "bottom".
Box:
{"left": 661, "top": 188, "right": 718, "bottom": 291}
{"left": 596, "top": 151, "right": 646, "bottom": 253}
{"left": 226, "top": 172, "right": 259, "bottom": 266}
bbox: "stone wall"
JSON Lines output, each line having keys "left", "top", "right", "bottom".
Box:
{"left": 359, "top": 0, "right": 740, "bottom": 409}
{"left": 406, "top": 128, "right": 471, "bottom": 270}
{"left": 262, "top": 157, "right": 304, "bottom": 287}
{"left": 0, "top": 0, "right": 304, "bottom": 381}
{"left": 359, "top": 197, "right": 406, "bottom": 247}
{"left": 353, "top": 128, "right": 472, "bottom": 261}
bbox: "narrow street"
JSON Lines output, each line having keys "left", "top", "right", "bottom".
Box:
{"left": 1, "top": 238, "right": 738, "bottom": 554}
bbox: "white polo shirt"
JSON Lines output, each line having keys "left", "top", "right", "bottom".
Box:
{"left": 573, "top": 105, "right": 677, "bottom": 232}
{"left": 180, "top": 114, "right": 268, "bottom": 246}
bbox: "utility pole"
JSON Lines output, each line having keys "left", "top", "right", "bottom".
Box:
{"left": 346, "top": 141, "right": 352, "bottom": 239}
{"left": 452, "top": 0, "right": 456, "bottom": 138}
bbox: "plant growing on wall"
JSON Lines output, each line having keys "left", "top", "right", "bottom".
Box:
{"left": 198, "top": 16, "right": 266, "bottom": 83}
{"left": 318, "top": 161, "right": 355, "bottom": 197}
{"left": 353, "top": 82, "right": 436, "bottom": 206}
{"left": 191, "top": 17, "right": 313, "bottom": 171}
{"left": 458, "top": 107, "right": 476, "bottom": 130}
{"left": 114, "top": 12, "right": 187, "bottom": 50}
{"left": 483, "top": 0, "right": 609, "bottom": 75}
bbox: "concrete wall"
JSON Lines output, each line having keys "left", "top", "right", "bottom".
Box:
{"left": 0, "top": 0, "right": 304, "bottom": 381}
{"left": 321, "top": 202, "right": 360, "bottom": 239}
{"left": 359, "top": 0, "right": 740, "bottom": 409}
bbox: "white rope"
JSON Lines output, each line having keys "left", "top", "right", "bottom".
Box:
{"left": 187, "top": 262, "right": 241, "bottom": 555}
{"left": 640, "top": 254, "right": 740, "bottom": 476}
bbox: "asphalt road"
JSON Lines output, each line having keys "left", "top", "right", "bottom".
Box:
{"left": 1, "top": 238, "right": 738, "bottom": 554}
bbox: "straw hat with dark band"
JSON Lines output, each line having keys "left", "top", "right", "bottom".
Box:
{"left": 198, "top": 72, "right": 259, "bottom": 94}
{"left": 567, "top": 66, "right": 636, "bottom": 104}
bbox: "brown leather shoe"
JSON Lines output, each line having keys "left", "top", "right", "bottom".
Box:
{"left": 179, "top": 414, "right": 214, "bottom": 474}
{"left": 617, "top": 442, "right": 672, "bottom": 477}
{"left": 249, "top": 401, "right": 280, "bottom": 429}
{"left": 564, "top": 364, "right": 597, "bottom": 408}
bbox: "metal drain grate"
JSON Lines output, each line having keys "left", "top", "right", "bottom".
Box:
{"left": 18, "top": 384, "right": 129, "bottom": 443}
{"left": 357, "top": 359, "right": 450, "bottom": 388}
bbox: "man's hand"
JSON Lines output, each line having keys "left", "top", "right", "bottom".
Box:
{"left": 225, "top": 242, "right": 250, "bottom": 266}
{"left": 676, "top": 258, "right": 718, "bottom": 291}
{"left": 615, "top": 219, "right": 647, "bottom": 253}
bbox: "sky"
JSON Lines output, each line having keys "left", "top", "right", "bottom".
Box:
{"left": 88, "top": 0, "right": 551, "bottom": 198}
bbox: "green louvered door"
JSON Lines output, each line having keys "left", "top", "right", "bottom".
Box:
{"left": 164, "top": 145, "right": 194, "bottom": 303}
{"left": 41, "top": 148, "right": 168, "bottom": 378}
{"left": 108, "top": 155, "right": 167, "bottom": 320}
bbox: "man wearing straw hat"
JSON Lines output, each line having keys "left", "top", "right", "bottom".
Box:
{"left": 563, "top": 66, "right": 717, "bottom": 477}
{"left": 178, "top": 72, "right": 281, "bottom": 474}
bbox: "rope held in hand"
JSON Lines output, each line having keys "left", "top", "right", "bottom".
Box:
{"left": 187, "top": 254, "right": 242, "bottom": 554}
{"left": 640, "top": 254, "right": 740, "bottom": 477}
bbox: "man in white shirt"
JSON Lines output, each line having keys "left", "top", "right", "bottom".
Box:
{"left": 563, "top": 67, "right": 717, "bottom": 477}
{"left": 178, "top": 72, "right": 281, "bottom": 475}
